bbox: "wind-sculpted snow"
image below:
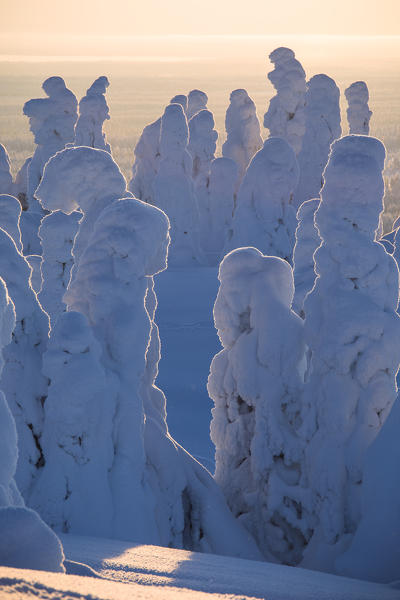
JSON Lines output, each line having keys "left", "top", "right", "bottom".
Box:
{"left": 129, "top": 116, "right": 161, "bottom": 203}
{"left": 35, "top": 146, "right": 127, "bottom": 277}
{"left": 187, "top": 89, "right": 208, "bottom": 120}
{"left": 153, "top": 103, "right": 201, "bottom": 265}
{"left": 294, "top": 74, "right": 341, "bottom": 210}
{"left": 170, "top": 94, "right": 188, "bottom": 113}
{"left": 14, "top": 157, "right": 31, "bottom": 211}
{"left": 188, "top": 109, "right": 217, "bottom": 188}
{"left": 222, "top": 89, "right": 262, "bottom": 186}
{"left": 227, "top": 137, "right": 299, "bottom": 262}
{"left": 264, "top": 47, "right": 307, "bottom": 155}
{"left": 0, "top": 145, "right": 14, "bottom": 195}
{"left": 38, "top": 211, "right": 80, "bottom": 326}
{"left": 0, "top": 194, "right": 22, "bottom": 253}
{"left": 74, "top": 76, "right": 111, "bottom": 152}
{"left": 208, "top": 247, "right": 308, "bottom": 564}
{"left": 345, "top": 81, "right": 372, "bottom": 135}
{"left": 292, "top": 199, "right": 321, "bottom": 317}
{"left": 300, "top": 135, "right": 400, "bottom": 571}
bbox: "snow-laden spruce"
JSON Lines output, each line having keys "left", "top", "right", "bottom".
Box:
{"left": 197, "top": 157, "right": 238, "bottom": 266}
{"left": 294, "top": 74, "right": 341, "bottom": 210}
{"left": 226, "top": 137, "right": 299, "bottom": 263}
{"left": 0, "top": 194, "right": 22, "bottom": 253}
{"left": 128, "top": 115, "right": 161, "bottom": 203}
{"left": 74, "top": 76, "right": 111, "bottom": 152}
{"left": 208, "top": 247, "right": 308, "bottom": 564}
{"left": 292, "top": 199, "right": 321, "bottom": 318}
{"left": 0, "top": 144, "right": 14, "bottom": 195}
{"left": 35, "top": 146, "right": 127, "bottom": 279}
{"left": 38, "top": 211, "right": 81, "bottom": 326}
{"left": 153, "top": 103, "right": 201, "bottom": 265}
{"left": 222, "top": 89, "right": 263, "bottom": 186}
{"left": 187, "top": 89, "right": 208, "bottom": 120}
{"left": 170, "top": 94, "right": 188, "bottom": 113}
{"left": 300, "top": 135, "right": 400, "bottom": 571}
{"left": 29, "top": 311, "right": 115, "bottom": 538}
{"left": 264, "top": 47, "right": 307, "bottom": 155}
{"left": 345, "top": 81, "right": 372, "bottom": 135}
{"left": 188, "top": 109, "right": 218, "bottom": 188}
{"left": 62, "top": 197, "right": 261, "bottom": 560}
{"left": 0, "top": 229, "right": 50, "bottom": 499}
{"left": 14, "top": 157, "right": 31, "bottom": 210}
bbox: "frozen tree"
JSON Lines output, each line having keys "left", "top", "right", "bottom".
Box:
{"left": 25, "top": 255, "right": 42, "bottom": 294}
{"left": 153, "top": 103, "right": 201, "bottom": 265}
{"left": 300, "top": 136, "right": 400, "bottom": 571}
{"left": 292, "top": 199, "right": 321, "bottom": 318}
{"left": 187, "top": 89, "right": 208, "bottom": 120}
{"left": 0, "top": 194, "right": 22, "bottom": 253}
{"left": 222, "top": 89, "right": 263, "bottom": 185}
{"left": 63, "top": 198, "right": 261, "bottom": 559}
{"left": 14, "top": 157, "right": 31, "bottom": 210}
{"left": 23, "top": 76, "right": 78, "bottom": 212}
{"left": 264, "top": 47, "right": 307, "bottom": 155}
{"left": 345, "top": 81, "right": 372, "bottom": 135}
{"left": 35, "top": 146, "right": 127, "bottom": 278}
{"left": 0, "top": 228, "right": 50, "bottom": 499}
{"left": 188, "top": 109, "right": 218, "bottom": 188}
{"left": 30, "top": 311, "right": 115, "bottom": 537}
{"left": 0, "top": 144, "right": 14, "bottom": 195}
{"left": 226, "top": 137, "right": 299, "bottom": 263}
{"left": 74, "top": 76, "right": 111, "bottom": 152}
{"left": 38, "top": 210, "right": 80, "bottom": 326}
{"left": 170, "top": 94, "right": 188, "bottom": 113}
{"left": 294, "top": 74, "right": 341, "bottom": 210}
{"left": 128, "top": 116, "right": 161, "bottom": 203}
{"left": 208, "top": 247, "right": 308, "bottom": 564}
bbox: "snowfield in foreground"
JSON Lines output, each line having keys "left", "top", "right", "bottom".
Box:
{"left": 1, "top": 534, "right": 398, "bottom": 600}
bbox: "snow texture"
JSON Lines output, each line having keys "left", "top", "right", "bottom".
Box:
{"left": 292, "top": 198, "right": 321, "bottom": 317}
{"left": 187, "top": 89, "right": 208, "bottom": 120}
{"left": 170, "top": 95, "right": 188, "bottom": 113}
{"left": 38, "top": 210, "right": 81, "bottom": 326}
{"left": 300, "top": 135, "right": 400, "bottom": 570}
{"left": 345, "top": 82, "right": 372, "bottom": 135}
{"left": 294, "top": 74, "right": 341, "bottom": 210}
{"left": 264, "top": 47, "right": 307, "bottom": 155}
{"left": 226, "top": 137, "right": 299, "bottom": 263}
{"left": 222, "top": 89, "right": 263, "bottom": 186}
{"left": 128, "top": 116, "right": 161, "bottom": 203}
{"left": 14, "top": 157, "right": 31, "bottom": 210}
{"left": 19, "top": 212, "right": 43, "bottom": 255}
{"left": 74, "top": 76, "right": 111, "bottom": 152}
{"left": 188, "top": 109, "right": 217, "bottom": 188}
{"left": 0, "top": 144, "right": 14, "bottom": 195}
{"left": 25, "top": 255, "right": 42, "bottom": 294}
{"left": 0, "top": 194, "right": 22, "bottom": 253}
{"left": 209, "top": 247, "right": 308, "bottom": 564}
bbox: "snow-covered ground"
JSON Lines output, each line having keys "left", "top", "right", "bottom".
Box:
{"left": 1, "top": 533, "right": 398, "bottom": 600}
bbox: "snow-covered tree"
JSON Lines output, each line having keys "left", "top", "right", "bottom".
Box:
{"left": 14, "top": 157, "right": 31, "bottom": 211}
{"left": 300, "top": 135, "right": 400, "bottom": 571}
{"left": 222, "top": 89, "right": 263, "bottom": 185}
{"left": 153, "top": 103, "right": 201, "bottom": 265}
{"left": 170, "top": 94, "right": 188, "bottom": 113}
{"left": 208, "top": 247, "right": 308, "bottom": 564}
{"left": 0, "top": 194, "right": 22, "bottom": 253}
{"left": 294, "top": 74, "right": 341, "bottom": 210}
{"left": 345, "top": 81, "right": 372, "bottom": 135}
{"left": 264, "top": 47, "right": 307, "bottom": 155}
{"left": 25, "top": 255, "right": 42, "bottom": 294}
{"left": 0, "top": 144, "right": 14, "bottom": 195}
{"left": 226, "top": 137, "right": 299, "bottom": 263}
{"left": 292, "top": 199, "right": 321, "bottom": 318}
{"left": 187, "top": 89, "right": 208, "bottom": 120}
{"left": 74, "top": 76, "right": 111, "bottom": 152}
{"left": 188, "top": 109, "right": 218, "bottom": 188}
{"left": 38, "top": 211, "right": 80, "bottom": 327}
{"left": 35, "top": 146, "right": 127, "bottom": 279}
{"left": 128, "top": 116, "right": 161, "bottom": 203}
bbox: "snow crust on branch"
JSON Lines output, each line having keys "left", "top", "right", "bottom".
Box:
{"left": 0, "top": 144, "right": 14, "bottom": 195}
{"left": 345, "top": 81, "right": 372, "bottom": 135}
{"left": 74, "top": 76, "right": 111, "bottom": 152}
{"left": 0, "top": 194, "right": 22, "bottom": 253}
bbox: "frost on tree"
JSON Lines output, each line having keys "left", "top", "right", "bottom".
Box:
{"left": 128, "top": 116, "right": 161, "bottom": 203}
{"left": 294, "top": 74, "right": 341, "bottom": 210}
{"left": 0, "top": 144, "right": 14, "bottom": 195}
{"left": 29, "top": 311, "right": 115, "bottom": 538}
{"left": 14, "top": 157, "right": 31, "bottom": 211}
{"left": 197, "top": 157, "right": 238, "bottom": 266}
{"left": 188, "top": 109, "right": 218, "bottom": 188}
{"left": 208, "top": 247, "right": 308, "bottom": 564}
{"left": 38, "top": 210, "right": 81, "bottom": 327}
{"left": 63, "top": 198, "right": 261, "bottom": 560}
{"left": 222, "top": 89, "right": 263, "bottom": 186}
{"left": 264, "top": 47, "right": 307, "bottom": 155}
{"left": 0, "top": 229, "right": 50, "bottom": 500}
{"left": 187, "top": 89, "right": 208, "bottom": 120}
{"left": 292, "top": 199, "right": 321, "bottom": 318}
{"left": 0, "top": 194, "right": 23, "bottom": 253}
{"left": 153, "top": 103, "right": 201, "bottom": 266}
{"left": 0, "top": 278, "right": 65, "bottom": 573}
{"left": 74, "top": 76, "right": 111, "bottom": 152}
{"left": 35, "top": 146, "right": 127, "bottom": 278}
{"left": 25, "top": 255, "right": 42, "bottom": 294}
{"left": 300, "top": 136, "right": 400, "bottom": 571}
{"left": 345, "top": 81, "right": 372, "bottom": 135}
{"left": 226, "top": 137, "right": 299, "bottom": 263}
{"left": 170, "top": 94, "right": 188, "bottom": 113}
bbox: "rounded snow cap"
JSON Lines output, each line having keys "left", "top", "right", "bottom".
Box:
{"left": 269, "top": 47, "right": 295, "bottom": 63}
{"left": 42, "top": 76, "right": 67, "bottom": 96}
{"left": 36, "top": 146, "right": 126, "bottom": 214}
{"left": 160, "top": 103, "right": 189, "bottom": 154}
{"left": 328, "top": 135, "right": 385, "bottom": 173}
{"left": 345, "top": 81, "right": 369, "bottom": 104}
{"left": 87, "top": 76, "right": 109, "bottom": 96}
{"left": 210, "top": 157, "right": 238, "bottom": 183}
{"left": 249, "top": 137, "right": 299, "bottom": 190}
{"left": 187, "top": 89, "right": 208, "bottom": 118}
{"left": 170, "top": 94, "right": 188, "bottom": 113}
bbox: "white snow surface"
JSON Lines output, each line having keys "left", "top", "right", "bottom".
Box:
{"left": 0, "top": 194, "right": 22, "bottom": 253}
{"left": 188, "top": 109, "right": 217, "bottom": 188}
{"left": 345, "top": 81, "right": 372, "bottom": 135}
{"left": 187, "top": 89, "right": 208, "bottom": 120}
{"left": 74, "top": 76, "right": 111, "bottom": 152}
{"left": 0, "top": 144, "right": 14, "bottom": 195}
{"left": 25, "top": 255, "right": 42, "bottom": 294}
{"left": 129, "top": 116, "right": 161, "bottom": 203}
{"left": 264, "top": 47, "right": 307, "bottom": 155}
